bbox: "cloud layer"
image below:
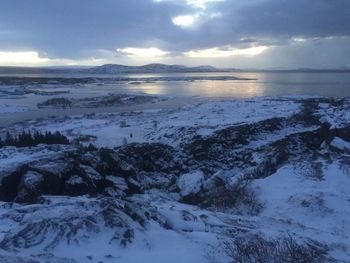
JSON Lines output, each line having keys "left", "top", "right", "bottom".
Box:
{"left": 0, "top": 0, "right": 349, "bottom": 68}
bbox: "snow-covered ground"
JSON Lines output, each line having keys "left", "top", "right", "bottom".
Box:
{"left": 0, "top": 104, "right": 28, "bottom": 114}
{"left": 2, "top": 97, "right": 301, "bottom": 148}
{"left": 0, "top": 96, "right": 350, "bottom": 262}
{"left": 253, "top": 161, "right": 350, "bottom": 262}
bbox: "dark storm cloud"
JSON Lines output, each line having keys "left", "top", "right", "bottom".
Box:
{"left": 245, "top": 0, "right": 350, "bottom": 37}
{"left": 0, "top": 0, "right": 190, "bottom": 58}
{"left": 166, "top": 0, "right": 350, "bottom": 51}
{"left": 0, "top": 0, "right": 349, "bottom": 63}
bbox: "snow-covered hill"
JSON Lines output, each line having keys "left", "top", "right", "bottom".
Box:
{"left": 0, "top": 97, "right": 350, "bottom": 262}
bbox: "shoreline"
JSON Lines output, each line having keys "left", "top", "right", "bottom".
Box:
{"left": 0, "top": 96, "right": 206, "bottom": 127}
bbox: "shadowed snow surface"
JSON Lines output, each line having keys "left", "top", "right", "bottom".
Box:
{"left": 0, "top": 97, "right": 350, "bottom": 262}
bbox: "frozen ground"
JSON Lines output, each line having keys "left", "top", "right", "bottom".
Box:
{"left": 0, "top": 96, "right": 350, "bottom": 262}
{"left": 2, "top": 97, "right": 301, "bottom": 148}
{"left": 0, "top": 104, "right": 28, "bottom": 114}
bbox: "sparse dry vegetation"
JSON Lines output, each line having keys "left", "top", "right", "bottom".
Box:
{"left": 201, "top": 175, "right": 264, "bottom": 215}
{"left": 225, "top": 234, "right": 328, "bottom": 263}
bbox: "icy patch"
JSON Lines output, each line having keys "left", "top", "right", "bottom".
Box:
{"left": 330, "top": 137, "right": 350, "bottom": 151}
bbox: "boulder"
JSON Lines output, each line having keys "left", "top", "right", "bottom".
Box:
{"left": 115, "top": 143, "right": 182, "bottom": 174}
{"left": 63, "top": 175, "right": 89, "bottom": 196}
{"left": 177, "top": 170, "right": 204, "bottom": 197}
{"left": 15, "top": 170, "right": 44, "bottom": 203}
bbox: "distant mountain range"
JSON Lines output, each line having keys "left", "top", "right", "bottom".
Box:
{"left": 0, "top": 64, "right": 225, "bottom": 74}
{"left": 0, "top": 64, "right": 349, "bottom": 75}
{"left": 84, "top": 63, "right": 224, "bottom": 74}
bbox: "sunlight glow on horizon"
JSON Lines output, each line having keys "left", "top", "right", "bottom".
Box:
{"left": 0, "top": 51, "right": 50, "bottom": 65}
{"left": 184, "top": 46, "right": 269, "bottom": 58}
{"left": 1, "top": 45, "right": 268, "bottom": 67}
{"left": 116, "top": 47, "right": 169, "bottom": 58}
{"left": 0, "top": 50, "right": 111, "bottom": 66}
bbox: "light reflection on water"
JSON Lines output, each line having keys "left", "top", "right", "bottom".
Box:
{"left": 128, "top": 80, "right": 265, "bottom": 98}
{"left": 122, "top": 72, "right": 350, "bottom": 98}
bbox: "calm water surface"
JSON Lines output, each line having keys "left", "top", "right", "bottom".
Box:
{"left": 120, "top": 72, "right": 350, "bottom": 98}
{"left": 1, "top": 71, "right": 350, "bottom": 98}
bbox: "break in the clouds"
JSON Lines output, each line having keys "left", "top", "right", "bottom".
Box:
{"left": 0, "top": 0, "right": 350, "bottom": 68}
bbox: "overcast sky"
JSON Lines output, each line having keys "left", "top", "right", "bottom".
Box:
{"left": 0, "top": 0, "right": 349, "bottom": 68}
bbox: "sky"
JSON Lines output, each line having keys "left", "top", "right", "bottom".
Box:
{"left": 0, "top": 0, "right": 350, "bottom": 69}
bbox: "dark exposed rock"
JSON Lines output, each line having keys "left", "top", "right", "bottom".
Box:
{"left": 96, "top": 143, "right": 186, "bottom": 194}
{"left": 115, "top": 143, "right": 183, "bottom": 174}
{"left": 0, "top": 165, "right": 28, "bottom": 202}
{"left": 15, "top": 170, "right": 44, "bottom": 203}
{"left": 63, "top": 175, "right": 90, "bottom": 196}
{"left": 37, "top": 98, "right": 72, "bottom": 108}
{"left": 334, "top": 125, "right": 350, "bottom": 142}
{"left": 187, "top": 117, "right": 286, "bottom": 162}
{"left": 0, "top": 152, "right": 112, "bottom": 203}
{"left": 0, "top": 142, "right": 184, "bottom": 202}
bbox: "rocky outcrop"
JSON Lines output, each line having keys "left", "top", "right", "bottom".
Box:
{"left": 0, "top": 143, "right": 186, "bottom": 203}
{"left": 0, "top": 153, "right": 111, "bottom": 203}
